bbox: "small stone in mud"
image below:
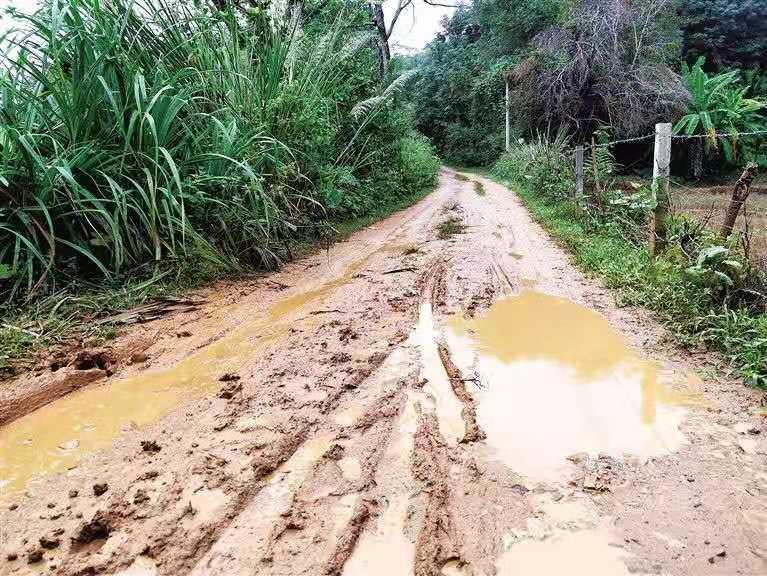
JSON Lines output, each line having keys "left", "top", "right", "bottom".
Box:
{"left": 325, "top": 444, "right": 345, "bottom": 461}
{"left": 39, "top": 536, "right": 60, "bottom": 550}
{"left": 72, "top": 514, "right": 110, "bottom": 545}
{"left": 141, "top": 440, "right": 162, "bottom": 453}
{"left": 219, "top": 372, "right": 241, "bottom": 382}
{"left": 27, "top": 550, "right": 43, "bottom": 564}
{"left": 93, "top": 483, "right": 109, "bottom": 496}
{"left": 177, "top": 331, "right": 193, "bottom": 338}
{"left": 68, "top": 490, "right": 79, "bottom": 498}
{"left": 6, "top": 552, "right": 17, "bottom": 561}
{"left": 131, "top": 352, "right": 149, "bottom": 364}
{"left": 708, "top": 549, "right": 726, "bottom": 564}
{"left": 46, "top": 502, "right": 56, "bottom": 509}
{"left": 510, "top": 484, "right": 529, "bottom": 495}
{"left": 217, "top": 382, "right": 242, "bottom": 399}
{"left": 8, "top": 503, "right": 18, "bottom": 511}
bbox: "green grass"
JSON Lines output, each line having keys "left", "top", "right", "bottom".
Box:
{"left": 437, "top": 217, "right": 466, "bottom": 240}
{"left": 486, "top": 172, "right": 767, "bottom": 388}
{"left": 474, "top": 181, "right": 486, "bottom": 196}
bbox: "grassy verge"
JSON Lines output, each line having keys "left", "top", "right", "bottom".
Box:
{"left": 479, "top": 170, "right": 767, "bottom": 389}
{"left": 0, "top": 186, "right": 434, "bottom": 378}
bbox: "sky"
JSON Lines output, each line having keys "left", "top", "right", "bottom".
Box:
{"left": 1, "top": 0, "right": 455, "bottom": 52}
{"left": 385, "top": 1, "right": 456, "bottom": 54}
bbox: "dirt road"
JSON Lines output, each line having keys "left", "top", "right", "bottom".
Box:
{"left": 1, "top": 169, "right": 766, "bottom": 576}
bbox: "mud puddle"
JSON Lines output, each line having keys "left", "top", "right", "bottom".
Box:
{"left": 0, "top": 252, "right": 376, "bottom": 500}
{"left": 497, "top": 528, "right": 630, "bottom": 575}
{"left": 446, "top": 290, "right": 703, "bottom": 481}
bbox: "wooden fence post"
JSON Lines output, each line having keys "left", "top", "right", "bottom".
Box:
{"left": 505, "top": 77, "right": 510, "bottom": 152}
{"left": 721, "top": 162, "right": 758, "bottom": 239}
{"left": 651, "top": 123, "right": 672, "bottom": 256}
{"left": 575, "top": 145, "right": 584, "bottom": 198}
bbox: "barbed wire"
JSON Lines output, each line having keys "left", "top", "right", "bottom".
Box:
{"left": 585, "top": 134, "right": 655, "bottom": 149}
{"left": 583, "top": 128, "right": 767, "bottom": 150}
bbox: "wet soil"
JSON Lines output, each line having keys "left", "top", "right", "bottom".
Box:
{"left": 1, "top": 169, "right": 766, "bottom": 576}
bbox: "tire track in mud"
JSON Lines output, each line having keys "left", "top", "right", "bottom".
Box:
{"left": 9, "top": 168, "right": 762, "bottom": 576}
{"left": 436, "top": 344, "right": 484, "bottom": 445}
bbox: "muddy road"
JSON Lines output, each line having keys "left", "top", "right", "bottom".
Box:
{"left": 1, "top": 169, "right": 766, "bottom": 576}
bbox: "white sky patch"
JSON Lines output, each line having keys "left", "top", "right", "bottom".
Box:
{"left": 384, "top": 0, "right": 457, "bottom": 54}
{"left": 1, "top": 0, "right": 37, "bottom": 34}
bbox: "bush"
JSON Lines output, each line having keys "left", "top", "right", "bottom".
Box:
{"left": 493, "top": 133, "right": 574, "bottom": 199}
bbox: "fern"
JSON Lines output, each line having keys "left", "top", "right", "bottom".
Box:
{"left": 350, "top": 69, "right": 417, "bottom": 122}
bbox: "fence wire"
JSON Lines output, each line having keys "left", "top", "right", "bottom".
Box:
{"left": 584, "top": 128, "right": 767, "bottom": 150}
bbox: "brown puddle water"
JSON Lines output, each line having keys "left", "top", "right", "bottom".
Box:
{"left": 0, "top": 253, "right": 375, "bottom": 499}
{"left": 446, "top": 290, "right": 702, "bottom": 481}
{"left": 496, "top": 529, "right": 630, "bottom": 576}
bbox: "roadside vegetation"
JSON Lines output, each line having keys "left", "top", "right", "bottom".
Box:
{"left": 411, "top": 0, "right": 767, "bottom": 387}
{"left": 0, "top": 0, "right": 440, "bottom": 373}
{"left": 491, "top": 142, "right": 767, "bottom": 388}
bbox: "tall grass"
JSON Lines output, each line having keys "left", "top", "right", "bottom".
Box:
{"left": 0, "top": 0, "right": 432, "bottom": 301}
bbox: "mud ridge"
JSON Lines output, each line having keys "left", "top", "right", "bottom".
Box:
{"left": 437, "top": 344, "right": 485, "bottom": 444}
{"left": 323, "top": 499, "right": 375, "bottom": 575}
{"left": 412, "top": 408, "right": 460, "bottom": 576}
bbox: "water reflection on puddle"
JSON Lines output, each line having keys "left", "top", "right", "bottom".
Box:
{"left": 447, "top": 291, "right": 702, "bottom": 481}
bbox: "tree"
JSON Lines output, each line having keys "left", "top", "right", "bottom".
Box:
{"left": 507, "top": 0, "right": 687, "bottom": 140}
{"left": 368, "top": 0, "right": 460, "bottom": 78}
{"left": 681, "top": 0, "right": 767, "bottom": 73}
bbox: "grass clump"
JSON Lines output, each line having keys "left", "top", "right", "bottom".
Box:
{"left": 474, "top": 181, "right": 486, "bottom": 196}
{"left": 492, "top": 140, "right": 767, "bottom": 388}
{"left": 437, "top": 217, "right": 466, "bottom": 240}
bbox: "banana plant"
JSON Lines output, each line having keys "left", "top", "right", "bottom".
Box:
{"left": 674, "top": 57, "right": 766, "bottom": 163}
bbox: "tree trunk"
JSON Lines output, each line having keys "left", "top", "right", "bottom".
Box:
{"left": 721, "top": 163, "right": 758, "bottom": 240}
{"left": 368, "top": 2, "right": 390, "bottom": 79}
